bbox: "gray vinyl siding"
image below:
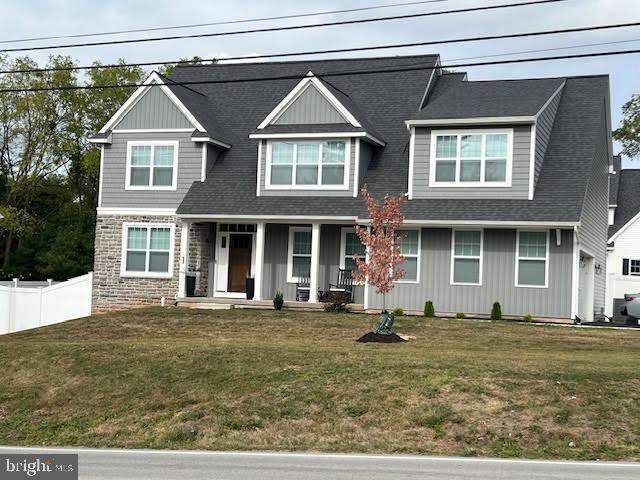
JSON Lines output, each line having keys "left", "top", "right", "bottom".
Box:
{"left": 534, "top": 87, "right": 562, "bottom": 188}
{"left": 114, "top": 86, "right": 193, "bottom": 130}
{"left": 274, "top": 85, "right": 347, "bottom": 125}
{"left": 358, "top": 140, "right": 373, "bottom": 194}
{"left": 368, "top": 228, "right": 573, "bottom": 318}
{"left": 577, "top": 106, "right": 610, "bottom": 315}
{"left": 101, "top": 131, "right": 204, "bottom": 208}
{"left": 412, "top": 126, "right": 532, "bottom": 199}
{"left": 262, "top": 224, "right": 364, "bottom": 303}
{"left": 258, "top": 138, "right": 357, "bottom": 197}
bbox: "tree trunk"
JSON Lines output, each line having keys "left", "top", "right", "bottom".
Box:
{"left": 2, "top": 231, "right": 12, "bottom": 270}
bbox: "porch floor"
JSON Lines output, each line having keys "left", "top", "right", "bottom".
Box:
{"left": 177, "top": 296, "right": 365, "bottom": 312}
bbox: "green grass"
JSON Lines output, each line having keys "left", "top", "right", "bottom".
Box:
{"left": 0, "top": 307, "right": 639, "bottom": 460}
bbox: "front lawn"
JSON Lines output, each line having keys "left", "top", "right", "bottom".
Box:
{"left": 0, "top": 308, "right": 638, "bottom": 460}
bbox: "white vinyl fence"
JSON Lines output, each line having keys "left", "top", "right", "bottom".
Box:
{"left": 0, "top": 273, "right": 92, "bottom": 335}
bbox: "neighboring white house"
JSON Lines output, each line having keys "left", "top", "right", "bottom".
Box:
{"left": 606, "top": 156, "right": 640, "bottom": 318}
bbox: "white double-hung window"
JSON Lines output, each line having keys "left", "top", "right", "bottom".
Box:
{"left": 267, "top": 140, "right": 348, "bottom": 189}
{"left": 451, "top": 230, "right": 483, "bottom": 285}
{"left": 430, "top": 130, "right": 512, "bottom": 186}
{"left": 121, "top": 224, "right": 174, "bottom": 277}
{"left": 397, "top": 229, "right": 420, "bottom": 282}
{"left": 126, "top": 141, "right": 178, "bottom": 190}
{"left": 340, "top": 227, "right": 366, "bottom": 271}
{"left": 287, "top": 227, "right": 312, "bottom": 282}
{"left": 516, "top": 230, "right": 549, "bottom": 287}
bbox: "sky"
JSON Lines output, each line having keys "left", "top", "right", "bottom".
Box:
{"left": 1, "top": 0, "right": 638, "bottom": 166}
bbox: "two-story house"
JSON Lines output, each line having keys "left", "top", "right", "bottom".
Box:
{"left": 90, "top": 54, "right": 611, "bottom": 322}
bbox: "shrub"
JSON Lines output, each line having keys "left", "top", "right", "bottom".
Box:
{"left": 273, "top": 291, "right": 284, "bottom": 310}
{"left": 424, "top": 300, "right": 435, "bottom": 318}
{"left": 522, "top": 314, "right": 533, "bottom": 323}
{"left": 324, "top": 302, "right": 350, "bottom": 313}
{"left": 392, "top": 307, "right": 404, "bottom": 316}
{"left": 455, "top": 312, "right": 465, "bottom": 319}
{"left": 491, "top": 302, "right": 502, "bottom": 321}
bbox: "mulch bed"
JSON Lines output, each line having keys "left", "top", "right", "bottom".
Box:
{"left": 356, "top": 332, "right": 407, "bottom": 343}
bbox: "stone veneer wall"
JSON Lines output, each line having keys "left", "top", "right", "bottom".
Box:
{"left": 92, "top": 215, "right": 182, "bottom": 312}
{"left": 188, "top": 223, "right": 210, "bottom": 297}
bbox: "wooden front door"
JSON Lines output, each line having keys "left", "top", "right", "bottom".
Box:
{"left": 227, "top": 234, "right": 252, "bottom": 293}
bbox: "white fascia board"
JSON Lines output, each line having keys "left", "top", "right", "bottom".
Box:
{"left": 191, "top": 137, "right": 232, "bottom": 149}
{"left": 97, "top": 207, "right": 176, "bottom": 216}
{"left": 257, "top": 72, "right": 361, "bottom": 129}
{"left": 405, "top": 116, "right": 536, "bottom": 127}
{"left": 89, "top": 133, "right": 112, "bottom": 144}
{"left": 249, "top": 131, "right": 385, "bottom": 146}
{"left": 98, "top": 72, "right": 205, "bottom": 134}
{"left": 608, "top": 210, "right": 640, "bottom": 243}
{"left": 359, "top": 219, "right": 580, "bottom": 228}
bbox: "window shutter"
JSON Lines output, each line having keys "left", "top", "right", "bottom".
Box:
{"left": 623, "top": 258, "right": 629, "bottom": 275}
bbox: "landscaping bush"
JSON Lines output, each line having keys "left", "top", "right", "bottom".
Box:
{"left": 273, "top": 291, "right": 284, "bottom": 310}
{"left": 522, "top": 314, "right": 533, "bottom": 323}
{"left": 324, "top": 302, "right": 350, "bottom": 313}
{"left": 392, "top": 307, "right": 404, "bottom": 316}
{"left": 424, "top": 300, "right": 435, "bottom": 318}
{"left": 455, "top": 312, "right": 465, "bottom": 319}
{"left": 491, "top": 302, "right": 502, "bottom": 321}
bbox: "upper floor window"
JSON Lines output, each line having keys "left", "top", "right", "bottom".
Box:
{"left": 121, "top": 223, "right": 174, "bottom": 278}
{"left": 429, "top": 130, "right": 512, "bottom": 187}
{"left": 126, "top": 141, "right": 178, "bottom": 190}
{"left": 266, "top": 140, "right": 349, "bottom": 190}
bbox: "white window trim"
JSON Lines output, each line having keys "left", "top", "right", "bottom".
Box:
{"left": 286, "top": 226, "right": 312, "bottom": 283}
{"left": 264, "top": 139, "right": 350, "bottom": 191}
{"left": 630, "top": 259, "right": 640, "bottom": 276}
{"left": 125, "top": 140, "right": 179, "bottom": 191}
{"left": 120, "top": 222, "right": 175, "bottom": 279}
{"left": 395, "top": 228, "right": 421, "bottom": 284}
{"left": 429, "top": 129, "right": 513, "bottom": 188}
{"left": 450, "top": 229, "right": 483, "bottom": 286}
{"left": 515, "top": 229, "right": 549, "bottom": 288}
{"left": 339, "top": 226, "right": 366, "bottom": 269}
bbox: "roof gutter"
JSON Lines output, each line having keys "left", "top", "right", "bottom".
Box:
{"left": 405, "top": 116, "right": 536, "bottom": 128}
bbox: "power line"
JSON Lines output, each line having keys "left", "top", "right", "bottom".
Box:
{"left": 0, "top": 48, "right": 636, "bottom": 94}
{"left": 0, "top": 0, "right": 566, "bottom": 54}
{"left": 2, "top": 20, "right": 635, "bottom": 76}
{"left": 0, "top": 0, "right": 450, "bottom": 45}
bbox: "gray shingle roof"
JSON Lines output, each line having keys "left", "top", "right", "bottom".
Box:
{"left": 609, "top": 169, "right": 640, "bottom": 239}
{"left": 414, "top": 77, "right": 565, "bottom": 120}
{"left": 171, "top": 55, "right": 609, "bottom": 223}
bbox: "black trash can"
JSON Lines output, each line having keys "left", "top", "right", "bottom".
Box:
{"left": 186, "top": 273, "right": 196, "bottom": 297}
{"left": 245, "top": 277, "right": 255, "bottom": 300}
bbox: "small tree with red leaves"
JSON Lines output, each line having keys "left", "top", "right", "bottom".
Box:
{"left": 352, "top": 186, "right": 406, "bottom": 312}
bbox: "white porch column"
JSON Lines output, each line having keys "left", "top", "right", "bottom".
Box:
{"left": 253, "top": 222, "right": 266, "bottom": 300}
{"left": 309, "top": 223, "right": 321, "bottom": 303}
{"left": 178, "top": 222, "right": 190, "bottom": 298}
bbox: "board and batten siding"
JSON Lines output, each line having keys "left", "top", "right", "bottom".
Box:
{"left": 262, "top": 224, "right": 364, "bottom": 303}
{"left": 411, "top": 126, "right": 532, "bottom": 199}
{"left": 534, "top": 87, "right": 563, "bottom": 188}
{"left": 101, "top": 132, "right": 204, "bottom": 209}
{"left": 114, "top": 86, "right": 193, "bottom": 130}
{"left": 273, "top": 84, "right": 347, "bottom": 125}
{"left": 258, "top": 138, "right": 357, "bottom": 197}
{"left": 367, "top": 228, "right": 573, "bottom": 318}
{"left": 578, "top": 108, "right": 610, "bottom": 315}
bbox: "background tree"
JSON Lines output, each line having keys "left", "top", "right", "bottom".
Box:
{"left": 613, "top": 93, "right": 640, "bottom": 158}
{"left": 352, "top": 186, "right": 406, "bottom": 312}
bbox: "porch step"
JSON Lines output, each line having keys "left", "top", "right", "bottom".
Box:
{"left": 179, "top": 302, "right": 233, "bottom": 310}
{"left": 177, "top": 297, "right": 364, "bottom": 312}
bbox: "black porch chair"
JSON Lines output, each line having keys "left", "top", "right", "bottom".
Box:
{"left": 295, "top": 276, "right": 310, "bottom": 302}
{"left": 328, "top": 269, "right": 354, "bottom": 303}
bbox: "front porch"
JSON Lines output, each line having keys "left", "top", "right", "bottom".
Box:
{"left": 177, "top": 220, "right": 366, "bottom": 307}
{"left": 176, "top": 296, "right": 365, "bottom": 312}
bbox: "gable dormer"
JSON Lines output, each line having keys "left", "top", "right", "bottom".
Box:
{"left": 251, "top": 72, "right": 384, "bottom": 198}
{"left": 406, "top": 74, "right": 565, "bottom": 201}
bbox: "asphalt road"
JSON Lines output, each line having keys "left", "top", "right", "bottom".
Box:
{"left": 1, "top": 447, "right": 639, "bottom": 479}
